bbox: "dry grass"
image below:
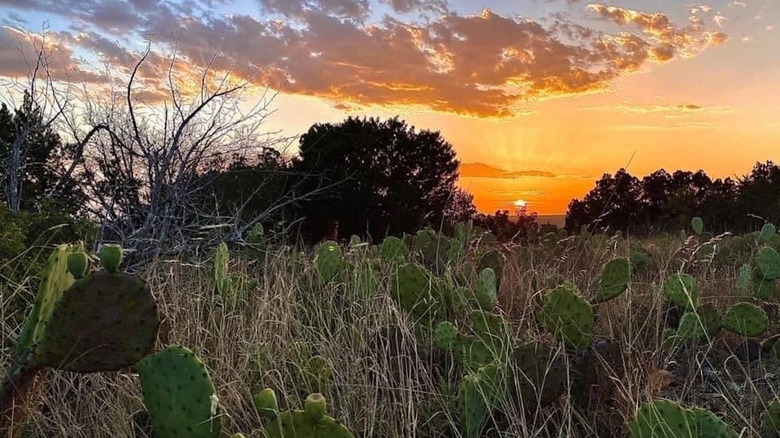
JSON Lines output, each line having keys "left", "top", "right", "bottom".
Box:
{"left": 2, "top": 233, "right": 780, "bottom": 437}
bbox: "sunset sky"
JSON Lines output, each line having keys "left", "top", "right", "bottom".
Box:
{"left": 0, "top": 0, "right": 778, "bottom": 215}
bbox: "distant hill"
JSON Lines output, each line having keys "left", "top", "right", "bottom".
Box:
{"left": 538, "top": 214, "right": 566, "bottom": 228}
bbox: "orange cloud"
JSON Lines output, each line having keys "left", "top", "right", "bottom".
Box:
{"left": 460, "top": 162, "right": 556, "bottom": 178}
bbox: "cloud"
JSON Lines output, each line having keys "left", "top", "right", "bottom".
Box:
{"left": 613, "top": 121, "right": 717, "bottom": 130}
{"left": 0, "top": 0, "right": 731, "bottom": 118}
{"left": 460, "top": 162, "right": 556, "bottom": 179}
{"left": 579, "top": 103, "right": 733, "bottom": 114}
{"left": 729, "top": 1, "right": 747, "bottom": 7}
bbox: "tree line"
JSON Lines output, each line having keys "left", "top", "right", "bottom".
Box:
{"left": 565, "top": 163, "right": 780, "bottom": 235}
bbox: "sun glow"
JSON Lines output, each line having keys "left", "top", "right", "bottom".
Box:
{"left": 513, "top": 199, "right": 527, "bottom": 208}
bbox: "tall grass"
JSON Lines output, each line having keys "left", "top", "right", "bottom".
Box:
{"left": 2, "top": 233, "right": 779, "bottom": 437}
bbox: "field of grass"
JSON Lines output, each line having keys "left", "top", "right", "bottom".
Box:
{"left": 2, "top": 226, "right": 780, "bottom": 437}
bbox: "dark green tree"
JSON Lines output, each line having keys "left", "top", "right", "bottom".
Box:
{"left": 293, "top": 116, "right": 463, "bottom": 241}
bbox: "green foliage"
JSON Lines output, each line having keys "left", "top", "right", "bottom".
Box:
{"left": 691, "top": 217, "right": 704, "bottom": 235}
{"left": 629, "top": 399, "right": 735, "bottom": 438}
{"left": 434, "top": 321, "right": 459, "bottom": 351}
{"left": 253, "top": 388, "right": 279, "bottom": 419}
{"left": 214, "top": 242, "right": 231, "bottom": 297}
{"left": 750, "top": 266, "right": 777, "bottom": 300}
{"left": 66, "top": 252, "right": 88, "bottom": 279}
{"left": 380, "top": 236, "right": 408, "bottom": 263}
{"left": 316, "top": 241, "right": 343, "bottom": 284}
{"left": 261, "top": 392, "right": 355, "bottom": 438}
{"left": 538, "top": 282, "right": 594, "bottom": 350}
{"left": 676, "top": 305, "right": 721, "bottom": 341}
{"left": 137, "top": 346, "right": 220, "bottom": 438}
{"left": 722, "top": 302, "right": 768, "bottom": 337}
{"left": 460, "top": 363, "right": 507, "bottom": 438}
{"left": 664, "top": 274, "right": 699, "bottom": 309}
{"left": 477, "top": 249, "right": 503, "bottom": 288}
{"left": 597, "top": 257, "right": 631, "bottom": 302}
{"left": 511, "top": 342, "right": 566, "bottom": 408}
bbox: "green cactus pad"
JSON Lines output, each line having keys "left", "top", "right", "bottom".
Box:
{"left": 99, "top": 244, "right": 123, "bottom": 272}
{"left": 390, "top": 263, "right": 436, "bottom": 320}
{"left": 760, "top": 223, "right": 777, "bottom": 243}
{"left": 477, "top": 250, "right": 503, "bottom": 288}
{"left": 538, "top": 282, "right": 594, "bottom": 350}
{"left": 750, "top": 266, "right": 777, "bottom": 300}
{"left": 597, "top": 257, "right": 631, "bottom": 302}
{"left": 629, "top": 399, "right": 694, "bottom": 438}
{"left": 461, "top": 338, "right": 495, "bottom": 369}
{"left": 738, "top": 264, "right": 752, "bottom": 291}
{"left": 214, "top": 242, "right": 231, "bottom": 297}
{"left": 471, "top": 310, "right": 513, "bottom": 357}
{"left": 315, "top": 241, "right": 343, "bottom": 284}
{"left": 677, "top": 305, "right": 721, "bottom": 341}
{"left": 434, "top": 321, "right": 460, "bottom": 351}
{"left": 691, "top": 408, "right": 737, "bottom": 437}
{"left": 14, "top": 245, "right": 76, "bottom": 357}
{"left": 691, "top": 217, "right": 704, "bottom": 235}
{"left": 33, "top": 271, "right": 158, "bottom": 372}
{"left": 460, "top": 363, "right": 507, "bottom": 438}
{"left": 511, "top": 342, "right": 566, "bottom": 408}
{"left": 761, "top": 398, "right": 780, "bottom": 438}
{"left": 380, "top": 236, "right": 408, "bottom": 263}
{"left": 137, "top": 346, "right": 220, "bottom": 438}
{"left": 254, "top": 388, "right": 279, "bottom": 419}
{"left": 664, "top": 274, "right": 699, "bottom": 309}
{"left": 757, "top": 246, "right": 780, "bottom": 280}
{"left": 67, "top": 252, "right": 88, "bottom": 279}
{"left": 262, "top": 393, "right": 354, "bottom": 438}
{"left": 472, "top": 268, "right": 498, "bottom": 310}
{"left": 723, "top": 302, "right": 768, "bottom": 337}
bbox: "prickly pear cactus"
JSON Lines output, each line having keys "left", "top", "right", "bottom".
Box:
{"left": 477, "top": 249, "right": 503, "bottom": 288}
{"left": 137, "top": 346, "right": 221, "bottom": 438}
{"left": 760, "top": 223, "right": 777, "bottom": 243}
{"left": 761, "top": 397, "right": 780, "bottom": 438}
{"left": 691, "top": 217, "right": 704, "bottom": 235}
{"left": 664, "top": 274, "right": 699, "bottom": 310}
{"left": 511, "top": 342, "right": 566, "bottom": 408}
{"left": 391, "top": 263, "right": 436, "bottom": 320}
{"left": 67, "top": 252, "right": 88, "bottom": 279}
{"left": 380, "top": 236, "right": 408, "bottom": 263}
{"left": 13, "top": 245, "right": 76, "bottom": 358}
{"left": 99, "top": 243, "right": 123, "bottom": 272}
{"left": 757, "top": 246, "right": 780, "bottom": 280}
{"left": 434, "top": 321, "right": 460, "bottom": 351}
{"left": 254, "top": 388, "right": 279, "bottom": 419}
{"left": 33, "top": 270, "right": 159, "bottom": 372}
{"left": 723, "top": 302, "right": 768, "bottom": 337}
{"left": 472, "top": 267, "right": 498, "bottom": 311}
{"left": 262, "top": 392, "right": 355, "bottom": 438}
{"left": 629, "top": 399, "right": 693, "bottom": 437}
{"left": 538, "top": 282, "right": 594, "bottom": 350}
{"left": 749, "top": 266, "right": 777, "bottom": 300}
{"left": 676, "top": 305, "right": 721, "bottom": 341}
{"left": 471, "top": 310, "right": 513, "bottom": 360}
{"left": 460, "top": 363, "right": 506, "bottom": 438}
{"left": 315, "top": 241, "right": 343, "bottom": 284}
{"left": 214, "top": 242, "right": 231, "bottom": 298}
{"left": 691, "top": 408, "right": 736, "bottom": 437}
{"left": 597, "top": 257, "right": 630, "bottom": 302}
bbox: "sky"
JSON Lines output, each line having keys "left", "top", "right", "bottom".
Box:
{"left": 0, "top": 0, "right": 778, "bottom": 215}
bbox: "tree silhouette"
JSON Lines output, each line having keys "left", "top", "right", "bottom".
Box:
{"left": 293, "top": 116, "right": 462, "bottom": 241}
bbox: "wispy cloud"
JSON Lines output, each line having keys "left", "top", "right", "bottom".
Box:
{"left": 460, "top": 162, "right": 556, "bottom": 179}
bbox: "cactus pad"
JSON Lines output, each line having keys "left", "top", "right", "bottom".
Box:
{"left": 67, "top": 252, "right": 88, "bottom": 279}
{"left": 33, "top": 271, "right": 158, "bottom": 372}
{"left": 691, "top": 408, "right": 737, "bottom": 437}
{"left": 760, "top": 223, "right": 777, "bottom": 243}
{"left": 677, "top": 305, "right": 721, "bottom": 341}
{"left": 460, "top": 363, "right": 506, "bottom": 438}
{"left": 629, "top": 399, "right": 693, "bottom": 437}
{"left": 477, "top": 250, "right": 503, "bottom": 288}
{"left": 664, "top": 274, "right": 699, "bottom": 309}
{"left": 691, "top": 217, "right": 704, "bottom": 235}
{"left": 757, "top": 246, "right": 780, "bottom": 280}
{"left": 597, "top": 257, "right": 631, "bottom": 302}
{"left": 254, "top": 388, "right": 279, "bottom": 419}
{"left": 214, "top": 242, "right": 231, "bottom": 297}
{"left": 511, "top": 342, "right": 566, "bottom": 408}
{"left": 471, "top": 310, "right": 513, "bottom": 358}
{"left": 723, "top": 302, "right": 768, "bottom": 337}
{"left": 315, "top": 241, "right": 343, "bottom": 284}
{"left": 750, "top": 266, "right": 776, "bottom": 300}
{"left": 380, "top": 236, "right": 408, "bottom": 263}
{"left": 391, "top": 263, "right": 436, "bottom": 320}
{"left": 434, "top": 321, "right": 460, "bottom": 351}
{"left": 538, "top": 282, "right": 594, "bottom": 350}
{"left": 14, "top": 245, "right": 75, "bottom": 358}
{"left": 761, "top": 398, "right": 780, "bottom": 438}
{"left": 472, "top": 268, "right": 498, "bottom": 311}
{"left": 262, "top": 392, "right": 354, "bottom": 438}
{"left": 99, "top": 244, "right": 123, "bottom": 272}
{"left": 137, "top": 346, "right": 220, "bottom": 438}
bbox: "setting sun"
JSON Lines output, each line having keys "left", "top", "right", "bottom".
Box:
{"left": 514, "top": 199, "right": 528, "bottom": 208}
